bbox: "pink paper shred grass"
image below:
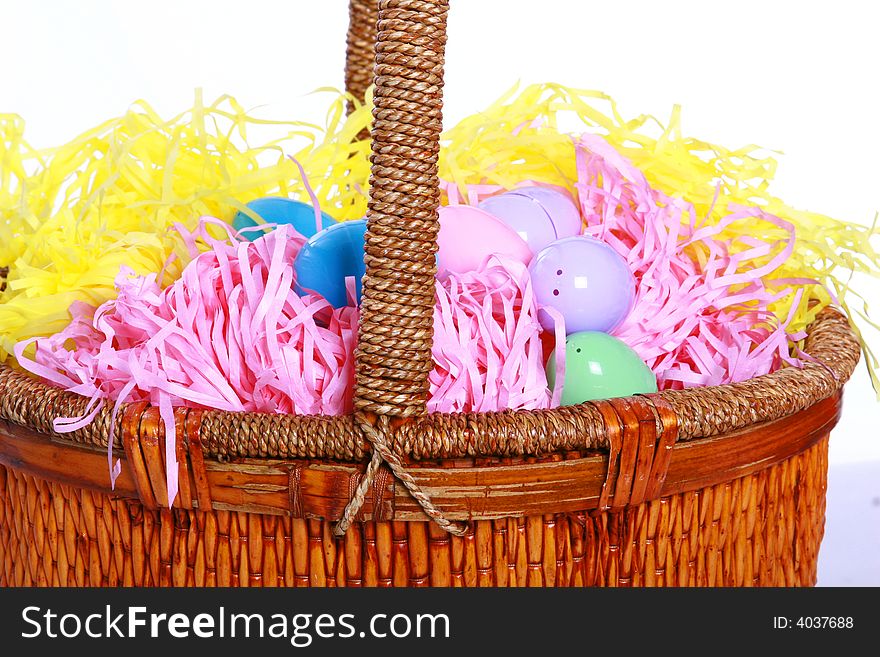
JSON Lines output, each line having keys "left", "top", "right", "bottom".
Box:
{"left": 16, "top": 221, "right": 554, "bottom": 504}
{"left": 442, "top": 131, "right": 810, "bottom": 389}
{"left": 429, "top": 256, "right": 556, "bottom": 414}
{"left": 15, "top": 220, "right": 358, "bottom": 504}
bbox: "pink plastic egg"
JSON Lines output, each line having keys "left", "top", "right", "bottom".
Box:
{"left": 437, "top": 205, "right": 532, "bottom": 274}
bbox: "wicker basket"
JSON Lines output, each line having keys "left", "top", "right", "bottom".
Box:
{"left": 0, "top": 0, "right": 863, "bottom": 587}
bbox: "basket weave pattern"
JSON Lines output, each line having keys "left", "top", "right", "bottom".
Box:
{"left": 0, "top": 439, "right": 828, "bottom": 586}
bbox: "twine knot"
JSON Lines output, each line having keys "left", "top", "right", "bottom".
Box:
{"left": 333, "top": 412, "right": 468, "bottom": 537}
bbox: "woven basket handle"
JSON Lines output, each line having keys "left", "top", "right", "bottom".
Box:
{"left": 345, "top": 1, "right": 379, "bottom": 111}
{"left": 349, "top": 0, "right": 449, "bottom": 420}
{"left": 334, "top": 0, "right": 457, "bottom": 536}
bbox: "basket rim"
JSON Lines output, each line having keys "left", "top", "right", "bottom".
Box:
{"left": 0, "top": 388, "right": 842, "bottom": 521}
{"left": 0, "top": 307, "right": 862, "bottom": 465}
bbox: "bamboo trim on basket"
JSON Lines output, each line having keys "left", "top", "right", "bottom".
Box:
{"left": 0, "top": 391, "right": 841, "bottom": 521}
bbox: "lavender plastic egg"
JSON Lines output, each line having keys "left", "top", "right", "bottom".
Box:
{"left": 529, "top": 236, "right": 635, "bottom": 334}
{"left": 478, "top": 194, "right": 558, "bottom": 254}
{"left": 510, "top": 187, "right": 582, "bottom": 239}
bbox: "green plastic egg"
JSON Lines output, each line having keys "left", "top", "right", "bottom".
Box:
{"left": 546, "top": 331, "right": 658, "bottom": 405}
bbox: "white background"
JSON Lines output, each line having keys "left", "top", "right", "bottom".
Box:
{"left": 2, "top": 0, "right": 878, "bottom": 584}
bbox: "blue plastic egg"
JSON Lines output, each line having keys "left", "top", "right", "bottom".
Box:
{"left": 294, "top": 219, "right": 367, "bottom": 308}
{"left": 233, "top": 197, "right": 336, "bottom": 241}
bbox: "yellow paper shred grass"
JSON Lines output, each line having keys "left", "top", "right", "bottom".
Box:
{"left": 439, "top": 83, "right": 880, "bottom": 391}
{"left": 0, "top": 90, "right": 371, "bottom": 361}
{"left": 2, "top": 84, "right": 877, "bottom": 390}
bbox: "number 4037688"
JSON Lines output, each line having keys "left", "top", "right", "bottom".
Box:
{"left": 773, "top": 617, "right": 854, "bottom": 629}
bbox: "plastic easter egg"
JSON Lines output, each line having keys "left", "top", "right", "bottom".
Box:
{"left": 529, "top": 236, "right": 635, "bottom": 333}
{"left": 437, "top": 205, "right": 532, "bottom": 274}
{"left": 233, "top": 197, "right": 336, "bottom": 242}
{"left": 478, "top": 193, "right": 558, "bottom": 254}
{"left": 510, "top": 186, "right": 582, "bottom": 239}
{"left": 294, "top": 219, "right": 367, "bottom": 308}
{"left": 546, "top": 331, "right": 658, "bottom": 405}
